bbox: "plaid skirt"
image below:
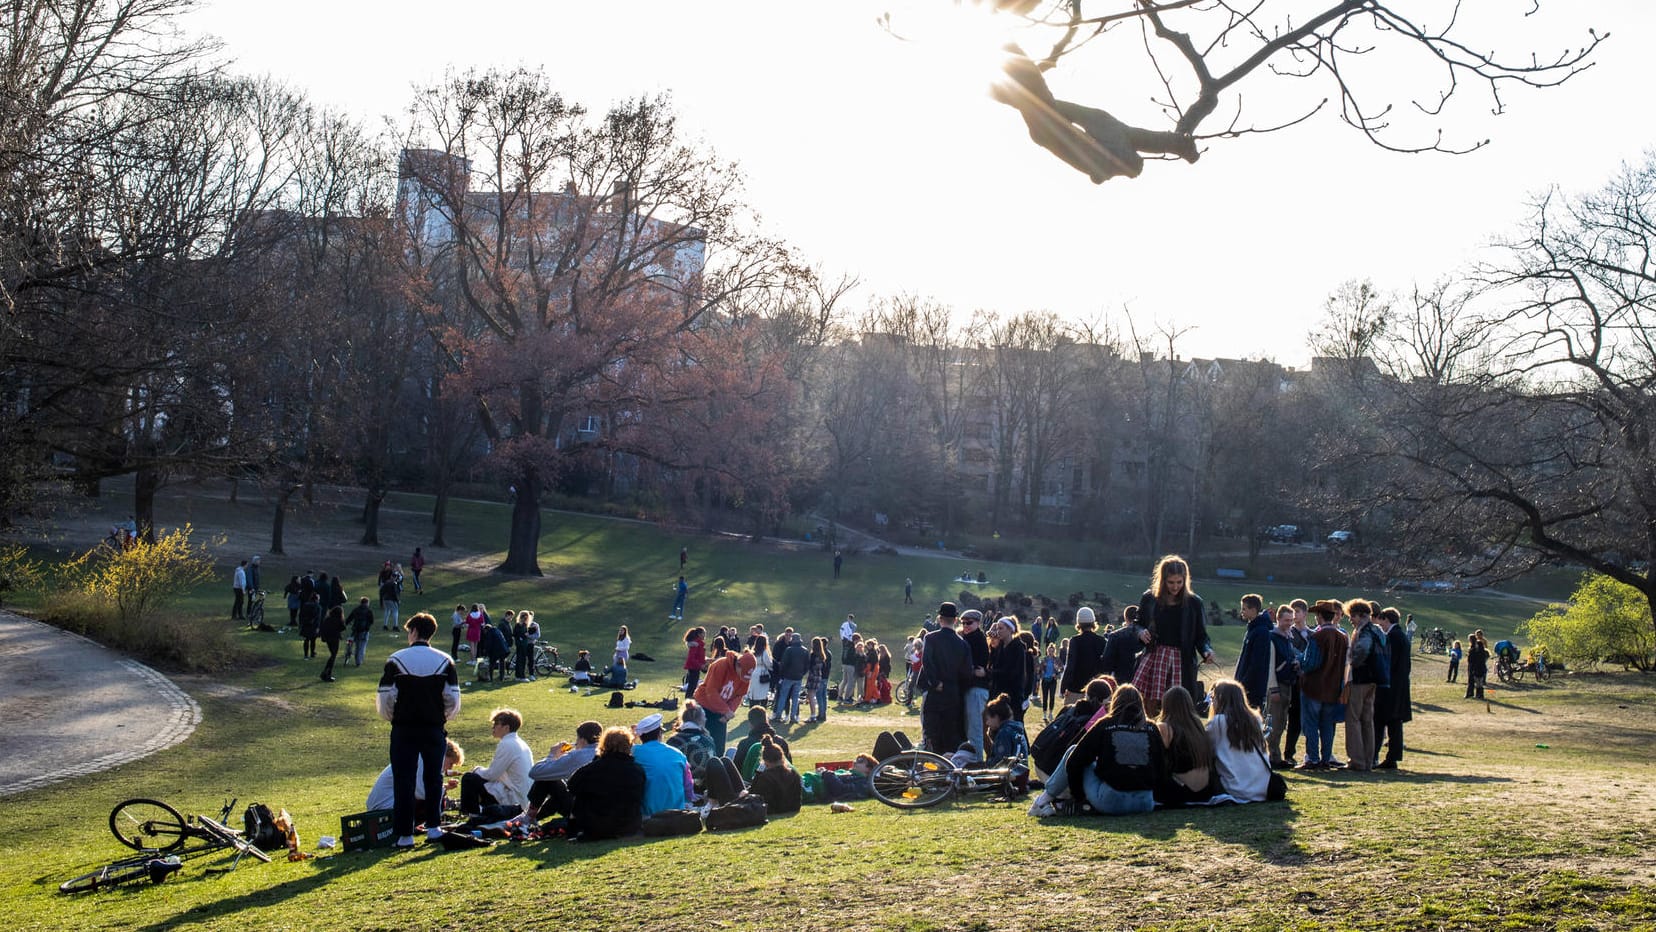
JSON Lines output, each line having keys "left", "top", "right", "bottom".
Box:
{"left": 1133, "top": 645, "right": 1183, "bottom": 701}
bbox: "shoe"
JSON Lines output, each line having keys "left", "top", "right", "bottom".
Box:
{"left": 427, "top": 827, "right": 444, "bottom": 841}
{"left": 788, "top": 719, "right": 799, "bottom": 725}
{"left": 1270, "top": 759, "right": 1289, "bottom": 770}
{"left": 391, "top": 836, "right": 416, "bottom": 850}
{"left": 1027, "top": 792, "right": 1056, "bottom": 817}
{"left": 1294, "top": 760, "right": 1320, "bottom": 771}
{"left": 1376, "top": 760, "right": 1398, "bottom": 770}
{"left": 435, "top": 830, "right": 492, "bottom": 851}
{"left": 1325, "top": 759, "right": 1345, "bottom": 770}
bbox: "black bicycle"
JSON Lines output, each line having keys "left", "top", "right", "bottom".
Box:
{"left": 107, "top": 797, "right": 270, "bottom": 863}
{"left": 869, "top": 750, "right": 1019, "bottom": 809}
{"left": 59, "top": 854, "right": 183, "bottom": 894}
{"left": 244, "top": 590, "right": 266, "bottom": 628}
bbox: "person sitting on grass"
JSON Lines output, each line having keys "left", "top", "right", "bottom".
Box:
{"left": 561, "top": 726, "right": 646, "bottom": 841}
{"left": 571, "top": 649, "right": 593, "bottom": 684}
{"left": 1153, "top": 685, "right": 1218, "bottom": 808}
{"left": 458, "top": 708, "right": 533, "bottom": 818}
{"left": 749, "top": 736, "right": 803, "bottom": 815}
{"left": 667, "top": 700, "right": 718, "bottom": 790}
{"left": 1028, "top": 684, "right": 1163, "bottom": 817}
{"left": 366, "top": 739, "right": 463, "bottom": 814}
{"left": 984, "top": 692, "right": 1030, "bottom": 786}
{"left": 518, "top": 721, "right": 602, "bottom": 825}
{"left": 734, "top": 706, "right": 792, "bottom": 781}
{"left": 632, "top": 713, "right": 692, "bottom": 818}
{"left": 1206, "top": 679, "right": 1273, "bottom": 802}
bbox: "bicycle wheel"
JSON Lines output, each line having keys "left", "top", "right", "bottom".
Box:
{"left": 110, "top": 799, "right": 188, "bottom": 852}
{"left": 535, "top": 654, "right": 554, "bottom": 677}
{"left": 59, "top": 855, "right": 179, "bottom": 894}
{"left": 247, "top": 603, "right": 264, "bottom": 626}
{"left": 893, "top": 680, "right": 912, "bottom": 706}
{"left": 870, "top": 750, "right": 956, "bottom": 809}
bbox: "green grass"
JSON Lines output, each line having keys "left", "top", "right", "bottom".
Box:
{"left": 3, "top": 487, "right": 1651, "bottom": 931}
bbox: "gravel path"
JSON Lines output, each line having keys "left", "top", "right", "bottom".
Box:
{"left": 0, "top": 611, "right": 200, "bottom": 797}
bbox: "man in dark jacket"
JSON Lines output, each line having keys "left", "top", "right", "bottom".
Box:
{"left": 1060, "top": 607, "right": 1108, "bottom": 703}
{"left": 961, "top": 610, "right": 992, "bottom": 756}
{"left": 1100, "top": 606, "right": 1144, "bottom": 688}
{"left": 919, "top": 603, "right": 973, "bottom": 754}
{"left": 1374, "top": 606, "right": 1413, "bottom": 770}
{"left": 1232, "top": 595, "right": 1277, "bottom": 709}
{"left": 376, "top": 612, "right": 461, "bottom": 848}
{"left": 772, "top": 633, "right": 811, "bottom": 724}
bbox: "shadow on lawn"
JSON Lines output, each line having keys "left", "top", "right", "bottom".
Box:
{"left": 128, "top": 846, "right": 394, "bottom": 932}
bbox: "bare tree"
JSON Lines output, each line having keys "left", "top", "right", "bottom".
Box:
{"left": 935, "top": 1, "right": 1603, "bottom": 182}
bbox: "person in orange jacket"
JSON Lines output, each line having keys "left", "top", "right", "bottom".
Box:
{"left": 695, "top": 649, "right": 757, "bottom": 755}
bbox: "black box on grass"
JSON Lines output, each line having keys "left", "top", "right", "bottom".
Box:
{"left": 340, "top": 809, "right": 397, "bottom": 852}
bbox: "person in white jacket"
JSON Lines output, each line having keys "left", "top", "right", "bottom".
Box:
{"left": 458, "top": 708, "right": 534, "bottom": 815}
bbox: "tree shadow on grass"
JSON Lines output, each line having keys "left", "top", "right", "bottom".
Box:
{"left": 127, "top": 845, "right": 400, "bottom": 932}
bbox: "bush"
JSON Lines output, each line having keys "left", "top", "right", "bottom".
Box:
{"left": 1521, "top": 573, "right": 1656, "bottom": 672}
{"left": 40, "top": 526, "right": 240, "bottom": 672}
{"left": 0, "top": 544, "right": 45, "bottom": 607}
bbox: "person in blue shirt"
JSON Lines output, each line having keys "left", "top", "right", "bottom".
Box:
{"left": 631, "top": 713, "right": 691, "bottom": 817}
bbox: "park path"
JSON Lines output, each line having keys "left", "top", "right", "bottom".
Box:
{"left": 0, "top": 611, "right": 200, "bottom": 797}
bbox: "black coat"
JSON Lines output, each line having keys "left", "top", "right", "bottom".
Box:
{"left": 1377, "top": 624, "right": 1413, "bottom": 724}
{"left": 1136, "top": 590, "right": 1211, "bottom": 694}
{"left": 1100, "top": 626, "right": 1143, "bottom": 688}
{"left": 989, "top": 642, "right": 1028, "bottom": 703}
{"left": 1060, "top": 629, "right": 1108, "bottom": 694}
{"left": 919, "top": 628, "right": 972, "bottom": 704}
{"left": 568, "top": 753, "right": 645, "bottom": 839}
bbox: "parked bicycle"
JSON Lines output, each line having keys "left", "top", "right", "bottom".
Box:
{"left": 244, "top": 590, "right": 267, "bottom": 628}
{"left": 533, "top": 644, "right": 571, "bottom": 678}
{"left": 869, "top": 750, "right": 1019, "bottom": 809}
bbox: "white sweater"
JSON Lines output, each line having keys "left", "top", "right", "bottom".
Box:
{"left": 472, "top": 732, "right": 534, "bottom": 808}
{"left": 1206, "top": 713, "right": 1272, "bottom": 802}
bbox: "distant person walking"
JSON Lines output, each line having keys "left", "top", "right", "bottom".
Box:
{"left": 320, "top": 605, "right": 345, "bottom": 682}
{"left": 904, "top": 577, "right": 914, "bottom": 605}
{"left": 670, "top": 576, "right": 688, "bottom": 621}
{"left": 679, "top": 546, "right": 688, "bottom": 571}
{"left": 410, "top": 548, "right": 425, "bottom": 594}
{"left": 379, "top": 574, "right": 402, "bottom": 631}
{"left": 833, "top": 550, "right": 843, "bottom": 580}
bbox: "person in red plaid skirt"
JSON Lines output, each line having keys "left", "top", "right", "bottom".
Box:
{"left": 1132, "top": 555, "right": 1215, "bottom": 717}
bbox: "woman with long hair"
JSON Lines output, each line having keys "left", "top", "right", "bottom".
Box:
{"left": 683, "top": 627, "right": 707, "bottom": 695}
{"left": 805, "top": 636, "right": 832, "bottom": 723}
{"left": 1132, "top": 555, "right": 1215, "bottom": 717}
{"left": 1206, "top": 678, "right": 1272, "bottom": 801}
{"left": 1029, "top": 684, "right": 1163, "bottom": 817}
{"left": 747, "top": 634, "right": 773, "bottom": 705}
{"left": 614, "top": 625, "right": 632, "bottom": 667}
{"left": 1155, "top": 685, "right": 1217, "bottom": 807}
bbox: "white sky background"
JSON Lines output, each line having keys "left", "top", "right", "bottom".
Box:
{"left": 187, "top": 0, "right": 1650, "bottom": 365}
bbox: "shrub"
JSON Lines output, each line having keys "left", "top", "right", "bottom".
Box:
{"left": 0, "top": 544, "right": 45, "bottom": 607}
{"left": 1521, "top": 573, "right": 1656, "bottom": 672}
{"left": 41, "top": 525, "right": 239, "bottom": 672}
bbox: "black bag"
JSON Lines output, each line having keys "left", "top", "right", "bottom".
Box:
{"left": 704, "top": 793, "right": 768, "bottom": 831}
{"left": 1030, "top": 704, "right": 1089, "bottom": 777}
{"left": 640, "top": 808, "right": 703, "bottom": 837}
{"left": 1258, "top": 749, "right": 1288, "bottom": 801}
{"left": 243, "top": 803, "right": 286, "bottom": 852}
{"left": 608, "top": 691, "right": 625, "bottom": 708}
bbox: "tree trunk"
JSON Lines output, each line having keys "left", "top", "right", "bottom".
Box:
{"left": 498, "top": 471, "right": 543, "bottom": 576}
{"left": 271, "top": 487, "right": 294, "bottom": 555}
{"left": 134, "top": 465, "right": 160, "bottom": 544}
{"left": 360, "top": 487, "right": 386, "bottom": 545}
{"left": 431, "top": 484, "right": 449, "bottom": 548}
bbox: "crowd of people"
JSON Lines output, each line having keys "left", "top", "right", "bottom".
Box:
{"left": 358, "top": 549, "right": 1446, "bottom": 847}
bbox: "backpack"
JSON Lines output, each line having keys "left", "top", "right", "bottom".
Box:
{"left": 607, "top": 691, "right": 625, "bottom": 708}
{"left": 640, "top": 808, "right": 703, "bottom": 837}
{"left": 243, "top": 803, "right": 287, "bottom": 852}
{"left": 1030, "top": 704, "right": 1090, "bottom": 778}
{"left": 1350, "top": 625, "right": 1389, "bottom": 683}
{"left": 704, "top": 793, "right": 768, "bottom": 831}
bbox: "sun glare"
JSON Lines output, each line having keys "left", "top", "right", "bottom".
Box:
{"left": 885, "top": 1, "right": 1022, "bottom": 100}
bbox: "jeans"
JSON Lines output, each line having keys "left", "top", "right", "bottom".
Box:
{"left": 1044, "top": 745, "right": 1156, "bottom": 815}
{"left": 1301, "top": 695, "right": 1339, "bottom": 764}
{"left": 390, "top": 724, "right": 447, "bottom": 837}
{"left": 1447, "top": 659, "right": 1460, "bottom": 682}
{"left": 774, "top": 678, "right": 802, "bottom": 722}
{"left": 383, "top": 601, "right": 400, "bottom": 630}
{"left": 814, "top": 680, "right": 829, "bottom": 721}
{"left": 352, "top": 635, "right": 368, "bottom": 667}
{"left": 1041, "top": 678, "right": 1057, "bottom": 715}
{"left": 706, "top": 709, "right": 728, "bottom": 756}
{"left": 964, "top": 687, "right": 989, "bottom": 755}
{"left": 672, "top": 593, "right": 686, "bottom": 617}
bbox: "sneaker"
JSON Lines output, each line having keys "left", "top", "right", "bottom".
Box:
{"left": 1324, "top": 758, "right": 1345, "bottom": 770}
{"left": 1293, "top": 760, "right": 1320, "bottom": 771}
{"left": 1027, "top": 793, "right": 1057, "bottom": 818}
{"left": 392, "top": 836, "right": 416, "bottom": 850}
{"left": 1375, "top": 760, "right": 1398, "bottom": 770}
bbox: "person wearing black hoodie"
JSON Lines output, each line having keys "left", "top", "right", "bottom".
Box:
{"left": 772, "top": 632, "right": 811, "bottom": 724}
{"left": 1101, "top": 605, "right": 1145, "bottom": 688}
{"left": 1060, "top": 607, "right": 1108, "bottom": 703}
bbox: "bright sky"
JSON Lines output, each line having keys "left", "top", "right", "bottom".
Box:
{"left": 187, "top": 0, "right": 1650, "bottom": 364}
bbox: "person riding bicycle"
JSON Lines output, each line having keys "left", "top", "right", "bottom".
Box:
{"left": 1494, "top": 639, "right": 1520, "bottom": 664}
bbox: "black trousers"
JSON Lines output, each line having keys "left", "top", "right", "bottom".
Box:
{"left": 921, "top": 697, "right": 965, "bottom": 755}
{"left": 1283, "top": 683, "right": 1303, "bottom": 759}
{"left": 527, "top": 779, "right": 574, "bottom": 817}
{"left": 459, "top": 771, "right": 501, "bottom": 815}
{"left": 390, "top": 725, "right": 447, "bottom": 837}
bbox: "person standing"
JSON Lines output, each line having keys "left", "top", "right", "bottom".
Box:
{"left": 1132, "top": 555, "right": 1214, "bottom": 719}
{"left": 805, "top": 636, "right": 833, "bottom": 724}
{"left": 347, "top": 597, "right": 374, "bottom": 667}
{"left": 247, "top": 555, "right": 262, "bottom": 598}
{"left": 1282, "top": 599, "right": 1310, "bottom": 766}
{"left": 231, "top": 560, "right": 248, "bottom": 620}
{"left": 670, "top": 576, "right": 688, "bottom": 621}
{"left": 376, "top": 612, "right": 461, "bottom": 849}
{"left": 1099, "top": 606, "right": 1143, "bottom": 691}
{"left": 679, "top": 546, "right": 688, "bottom": 571}
{"left": 1262, "top": 605, "right": 1300, "bottom": 768}
{"left": 319, "top": 605, "right": 346, "bottom": 682}
{"left": 1342, "top": 600, "right": 1389, "bottom": 773}
{"left": 682, "top": 627, "right": 707, "bottom": 695}
{"left": 904, "top": 577, "right": 914, "bottom": 605}
{"left": 695, "top": 648, "right": 757, "bottom": 755}
{"left": 283, "top": 576, "right": 302, "bottom": 627}
{"left": 918, "top": 602, "right": 973, "bottom": 755}
{"left": 773, "top": 632, "right": 809, "bottom": 725}
{"left": 614, "top": 625, "right": 632, "bottom": 668}
{"left": 1465, "top": 632, "right": 1489, "bottom": 699}
{"left": 1447, "top": 639, "right": 1463, "bottom": 683}
{"left": 1295, "top": 600, "right": 1350, "bottom": 770}
{"left": 1374, "top": 606, "right": 1412, "bottom": 770}
{"left": 379, "top": 573, "right": 402, "bottom": 632}
{"left": 959, "top": 610, "right": 991, "bottom": 757}
{"left": 838, "top": 614, "right": 859, "bottom": 700}
{"left": 1061, "top": 607, "right": 1108, "bottom": 703}
{"left": 409, "top": 547, "right": 425, "bottom": 593}
{"left": 298, "top": 591, "right": 322, "bottom": 659}
{"left": 832, "top": 550, "right": 843, "bottom": 580}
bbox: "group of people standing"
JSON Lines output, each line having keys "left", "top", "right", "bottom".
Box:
{"left": 449, "top": 603, "right": 544, "bottom": 683}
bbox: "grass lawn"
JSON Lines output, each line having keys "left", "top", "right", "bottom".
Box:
{"left": 3, "top": 486, "right": 1652, "bottom": 930}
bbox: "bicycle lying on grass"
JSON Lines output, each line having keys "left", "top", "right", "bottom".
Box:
{"left": 61, "top": 797, "right": 270, "bottom": 894}
{"left": 869, "top": 750, "right": 1021, "bottom": 809}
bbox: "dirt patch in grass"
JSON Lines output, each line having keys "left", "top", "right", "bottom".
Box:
{"left": 174, "top": 676, "right": 299, "bottom": 714}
